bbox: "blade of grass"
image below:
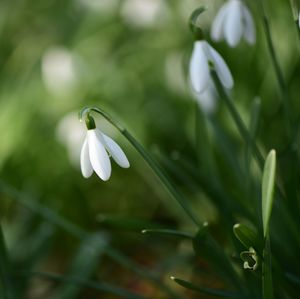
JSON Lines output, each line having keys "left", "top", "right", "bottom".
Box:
{"left": 262, "top": 237, "right": 274, "bottom": 299}
{"left": 96, "top": 215, "right": 161, "bottom": 231}
{"left": 141, "top": 229, "right": 193, "bottom": 239}
{"left": 262, "top": 150, "right": 276, "bottom": 238}
{"left": 261, "top": 150, "right": 276, "bottom": 299}
{"left": 170, "top": 277, "right": 243, "bottom": 299}
{"left": 233, "top": 224, "right": 263, "bottom": 254}
{"left": 15, "top": 271, "right": 146, "bottom": 299}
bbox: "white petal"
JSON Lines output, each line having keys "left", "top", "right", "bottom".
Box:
{"left": 194, "top": 81, "right": 217, "bottom": 114}
{"left": 189, "top": 41, "right": 210, "bottom": 93}
{"left": 80, "top": 137, "right": 93, "bottom": 178}
{"left": 100, "top": 132, "right": 130, "bottom": 168}
{"left": 242, "top": 5, "right": 256, "bottom": 44}
{"left": 208, "top": 44, "right": 234, "bottom": 89}
{"left": 224, "top": 0, "right": 243, "bottom": 47}
{"left": 87, "top": 129, "right": 111, "bottom": 181}
{"left": 211, "top": 3, "right": 230, "bottom": 41}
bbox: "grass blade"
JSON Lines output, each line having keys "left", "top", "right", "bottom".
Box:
{"left": 141, "top": 229, "right": 193, "bottom": 239}
{"left": 262, "top": 237, "right": 274, "bottom": 299}
{"left": 233, "top": 224, "right": 263, "bottom": 254}
{"left": 262, "top": 150, "right": 276, "bottom": 238}
{"left": 171, "top": 277, "right": 242, "bottom": 299}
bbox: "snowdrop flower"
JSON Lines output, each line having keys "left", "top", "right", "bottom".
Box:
{"left": 189, "top": 40, "right": 234, "bottom": 94}
{"left": 211, "top": 0, "right": 256, "bottom": 47}
{"left": 193, "top": 81, "right": 217, "bottom": 114}
{"left": 81, "top": 116, "right": 130, "bottom": 181}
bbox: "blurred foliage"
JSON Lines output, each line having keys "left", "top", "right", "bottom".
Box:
{"left": 0, "top": 0, "right": 300, "bottom": 298}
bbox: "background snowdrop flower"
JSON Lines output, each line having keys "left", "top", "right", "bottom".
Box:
{"left": 81, "top": 117, "right": 130, "bottom": 181}
{"left": 211, "top": 0, "right": 256, "bottom": 47}
{"left": 189, "top": 40, "right": 234, "bottom": 94}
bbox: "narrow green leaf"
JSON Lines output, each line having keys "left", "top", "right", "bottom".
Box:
{"left": 233, "top": 223, "right": 263, "bottom": 253}
{"left": 262, "top": 237, "right": 274, "bottom": 299}
{"left": 141, "top": 229, "right": 193, "bottom": 239}
{"left": 245, "top": 97, "right": 261, "bottom": 173}
{"left": 96, "top": 214, "right": 160, "bottom": 231}
{"left": 262, "top": 150, "right": 276, "bottom": 238}
{"left": 171, "top": 277, "right": 241, "bottom": 299}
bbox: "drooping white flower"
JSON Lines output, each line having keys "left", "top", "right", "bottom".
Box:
{"left": 189, "top": 40, "right": 234, "bottom": 94}
{"left": 193, "top": 81, "right": 217, "bottom": 115}
{"left": 81, "top": 128, "right": 130, "bottom": 181}
{"left": 211, "top": 0, "right": 256, "bottom": 47}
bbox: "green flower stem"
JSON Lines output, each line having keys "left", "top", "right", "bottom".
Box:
{"left": 0, "top": 223, "right": 15, "bottom": 299}
{"left": 257, "top": 0, "right": 294, "bottom": 138}
{"left": 209, "top": 69, "right": 264, "bottom": 169}
{"left": 80, "top": 107, "right": 202, "bottom": 227}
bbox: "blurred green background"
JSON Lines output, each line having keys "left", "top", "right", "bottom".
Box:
{"left": 0, "top": 0, "right": 299, "bottom": 298}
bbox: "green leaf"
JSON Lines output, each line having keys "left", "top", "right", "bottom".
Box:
{"left": 233, "top": 223, "right": 263, "bottom": 253}
{"left": 262, "top": 237, "right": 274, "bottom": 299}
{"left": 171, "top": 277, "right": 241, "bottom": 299}
{"left": 262, "top": 150, "right": 276, "bottom": 238}
{"left": 141, "top": 229, "right": 193, "bottom": 239}
{"left": 96, "top": 214, "right": 160, "bottom": 231}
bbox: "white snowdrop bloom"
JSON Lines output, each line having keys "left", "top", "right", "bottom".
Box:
{"left": 211, "top": 0, "right": 256, "bottom": 47}
{"left": 193, "top": 82, "right": 217, "bottom": 115}
{"left": 189, "top": 40, "right": 234, "bottom": 94}
{"left": 81, "top": 127, "right": 130, "bottom": 181}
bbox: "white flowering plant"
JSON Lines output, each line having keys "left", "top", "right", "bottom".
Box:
{"left": 0, "top": 0, "right": 300, "bottom": 299}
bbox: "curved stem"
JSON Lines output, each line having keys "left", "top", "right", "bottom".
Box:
{"left": 210, "top": 70, "right": 264, "bottom": 170}
{"left": 80, "top": 107, "right": 202, "bottom": 227}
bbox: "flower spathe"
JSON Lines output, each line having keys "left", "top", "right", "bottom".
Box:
{"left": 81, "top": 128, "right": 130, "bottom": 181}
{"left": 211, "top": 0, "right": 256, "bottom": 47}
{"left": 189, "top": 40, "right": 234, "bottom": 94}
